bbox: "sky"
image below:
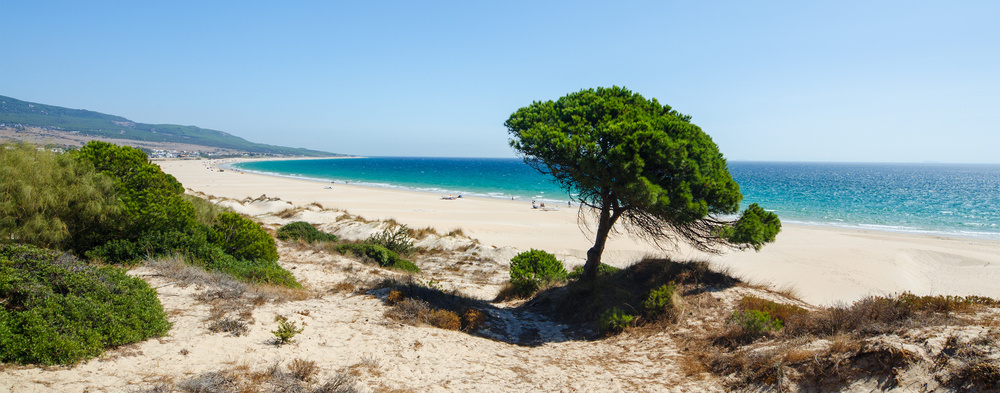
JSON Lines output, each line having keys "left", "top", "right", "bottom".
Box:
{"left": 1, "top": 1, "right": 998, "bottom": 163}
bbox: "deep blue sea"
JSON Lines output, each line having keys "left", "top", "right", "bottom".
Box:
{"left": 232, "top": 158, "right": 1000, "bottom": 240}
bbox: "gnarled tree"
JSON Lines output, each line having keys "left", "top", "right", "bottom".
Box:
{"left": 505, "top": 87, "right": 780, "bottom": 280}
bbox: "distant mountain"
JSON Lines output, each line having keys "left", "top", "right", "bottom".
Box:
{"left": 0, "top": 95, "right": 340, "bottom": 157}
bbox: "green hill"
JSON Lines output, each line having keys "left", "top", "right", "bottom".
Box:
{"left": 0, "top": 95, "right": 339, "bottom": 156}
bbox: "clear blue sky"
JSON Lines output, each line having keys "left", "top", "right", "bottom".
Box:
{"left": 2, "top": 1, "right": 998, "bottom": 163}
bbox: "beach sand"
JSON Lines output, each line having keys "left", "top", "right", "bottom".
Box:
{"left": 5, "top": 157, "right": 998, "bottom": 393}
{"left": 162, "top": 158, "right": 1000, "bottom": 306}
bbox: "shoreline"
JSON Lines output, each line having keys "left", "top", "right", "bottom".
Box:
{"left": 158, "top": 158, "right": 1000, "bottom": 306}
{"left": 216, "top": 157, "right": 1000, "bottom": 241}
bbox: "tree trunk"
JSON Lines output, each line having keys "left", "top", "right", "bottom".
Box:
{"left": 583, "top": 201, "right": 619, "bottom": 280}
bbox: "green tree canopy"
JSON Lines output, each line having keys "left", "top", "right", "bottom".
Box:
{"left": 505, "top": 87, "right": 780, "bottom": 279}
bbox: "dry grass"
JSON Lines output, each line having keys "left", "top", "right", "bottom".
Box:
{"left": 684, "top": 287, "right": 1000, "bottom": 391}
{"left": 407, "top": 226, "right": 438, "bottom": 239}
{"left": 288, "top": 358, "right": 319, "bottom": 382}
{"left": 141, "top": 359, "right": 360, "bottom": 393}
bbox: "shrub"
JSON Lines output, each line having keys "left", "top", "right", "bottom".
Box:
{"left": 288, "top": 358, "right": 319, "bottom": 382}
{"left": 509, "top": 249, "right": 567, "bottom": 294}
{"left": 196, "top": 247, "right": 301, "bottom": 288}
{"left": 73, "top": 141, "right": 201, "bottom": 255}
{"left": 728, "top": 309, "right": 783, "bottom": 340}
{"left": 0, "top": 244, "right": 171, "bottom": 365}
{"left": 599, "top": 307, "right": 635, "bottom": 334}
{"left": 386, "top": 290, "right": 406, "bottom": 305}
{"left": 272, "top": 316, "right": 304, "bottom": 345}
{"left": 210, "top": 212, "right": 279, "bottom": 262}
{"left": 427, "top": 309, "right": 462, "bottom": 330}
{"left": 0, "top": 142, "right": 121, "bottom": 253}
{"left": 208, "top": 318, "right": 249, "bottom": 337}
{"left": 276, "top": 221, "right": 338, "bottom": 243}
{"left": 567, "top": 263, "right": 620, "bottom": 280}
{"left": 494, "top": 280, "right": 542, "bottom": 301}
{"left": 367, "top": 225, "right": 414, "bottom": 256}
{"left": 643, "top": 282, "right": 678, "bottom": 316}
{"left": 183, "top": 194, "right": 229, "bottom": 227}
{"left": 336, "top": 243, "right": 420, "bottom": 273}
{"left": 461, "top": 308, "right": 487, "bottom": 331}
{"left": 738, "top": 296, "right": 808, "bottom": 326}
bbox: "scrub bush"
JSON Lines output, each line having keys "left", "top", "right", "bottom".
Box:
{"left": 367, "top": 225, "right": 414, "bottom": 256}
{"left": 567, "top": 262, "right": 620, "bottom": 279}
{"left": 643, "top": 282, "right": 678, "bottom": 316}
{"left": 728, "top": 309, "right": 783, "bottom": 341}
{"left": 336, "top": 243, "right": 420, "bottom": 273}
{"left": 508, "top": 249, "right": 567, "bottom": 296}
{"left": 276, "top": 221, "right": 338, "bottom": 243}
{"left": 599, "top": 307, "right": 635, "bottom": 334}
{"left": 0, "top": 244, "right": 171, "bottom": 365}
{"left": 210, "top": 212, "right": 279, "bottom": 262}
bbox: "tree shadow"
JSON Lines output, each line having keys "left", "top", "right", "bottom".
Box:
{"left": 370, "top": 258, "right": 743, "bottom": 347}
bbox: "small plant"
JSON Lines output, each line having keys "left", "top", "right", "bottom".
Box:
{"left": 271, "top": 316, "right": 304, "bottom": 345}
{"left": 508, "top": 249, "right": 567, "bottom": 297}
{"left": 427, "top": 309, "right": 462, "bottom": 330}
{"left": 738, "top": 296, "right": 808, "bottom": 325}
{"left": 336, "top": 243, "right": 420, "bottom": 273}
{"left": 367, "top": 225, "right": 414, "bottom": 256}
{"left": 208, "top": 317, "right": 249, "bottom": 337}
{"left": 599, "top": 307, "right": 635, "bottom": 334}
{"left": 287, "top": 358, "right": 319, "bottom": 382}
{"left": 567, "top": 263, "right": 620, "bottom": 279}
{"left": 643, "top": 282, "right": 677, "bottom": 316}
{"left": 461, "top": 308, "right": 487, "bottom": 331}
{"left": 276, "top": 221, "right": 338, "bottom": 243}
{"left": 728, "top": 309, "right": 783, "bottom": 340}
{"left": 386, "top": 290, "right": 407, "bottom": 305}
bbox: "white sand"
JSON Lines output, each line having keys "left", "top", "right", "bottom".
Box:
{"left": 161, "top": 158, "right": 1000, "bottom": 306}
{"left": 5, "top": 157, "right": 998, "bottom": 393}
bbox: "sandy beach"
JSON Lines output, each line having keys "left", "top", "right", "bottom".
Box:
{"left": 161, "top": 158, "right": 1000, "bottom": 306}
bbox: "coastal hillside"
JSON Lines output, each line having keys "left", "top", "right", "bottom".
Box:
{"left": 0, "top": 95, "right": 339, "bottom": 157}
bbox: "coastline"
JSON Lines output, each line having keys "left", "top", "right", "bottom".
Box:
{"left": 158, "top": 158, "right": 1000, "bottom": 306}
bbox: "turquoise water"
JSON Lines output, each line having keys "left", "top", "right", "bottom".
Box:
{"left": 233, "top": 158, "right": 1000, "bottom": 240}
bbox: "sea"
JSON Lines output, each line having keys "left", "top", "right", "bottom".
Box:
{"left": 231, "top": 158, "right": 1000, "bottom": 240}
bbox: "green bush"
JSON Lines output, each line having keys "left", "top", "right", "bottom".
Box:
{"left": 193, "top": 245, "right": 301, "bottom": 288}
{"left": 567, "top": 263, "right": 620, "bottom": 280}
{"left": 72, "top": 141, "right": 200, "bottom": 254}
{"left": 643, "top": 282, "right": 678, "bottom": 315}
{"left": 509, "top": 249, "right": 567, "bottom": 288}
{"left": 277, "top": 221, "right": 338, "bottom": 243}
{"left": 728, "top": 309, "right": 783, "bottom": 339}
{"left": 210, "top": 212, "right": 279, "bottom": 262}
{"left": 183, "top": 194, "right": 229, "bottom": 227}
{"left": 0, "top": 142, "right": 121, "bottom": 253}
{"left": 336, "top": 243, "right": 420, "bottom": 273}
{"left": 367, "top": 226, "right": 414, "bottom": 256}
{"left": 271, "top": 316, "right": 304, "bottom": 345}
{"left": 598, "top": 307, "right": 635, "bottom": 334}
{"left": 0, "top": 244, "right": 171, "bottom": 365}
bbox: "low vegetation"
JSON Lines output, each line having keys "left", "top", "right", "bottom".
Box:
{"left": 0, "top": 244, "right": 171, "bottom": 365}
{"left": 134, "top": 359, "right": 360, "bottom": 393}
{"left": 497, "top": 249, "right": 568, "bottom": 300}
{"left": 336, "top": 243, "right": 420, "bottom": 273}
{"left": 0, "top": 141, "right": 301, "bottom": 365}
{"left": 366, "top": 225, "right": 415, "bottom": 256}
{"left": 377, "top": 279, "right": 490, "bottom": 332}
{"left": 277, "top": 221, "right": 339, "bottom": 243}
